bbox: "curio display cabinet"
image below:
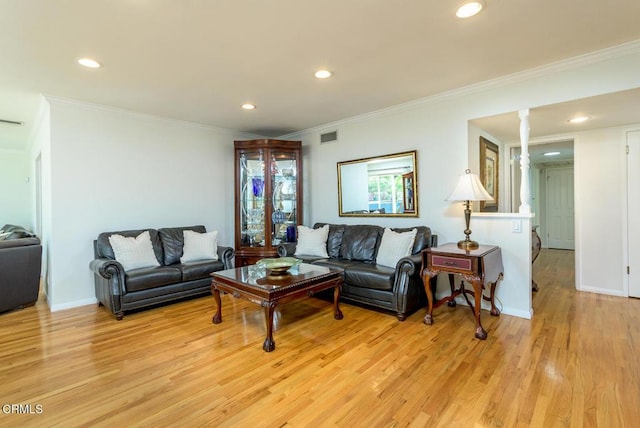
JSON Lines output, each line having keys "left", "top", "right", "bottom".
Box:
{"left": 234, "top": 139, "right": 302, "bottom": 266}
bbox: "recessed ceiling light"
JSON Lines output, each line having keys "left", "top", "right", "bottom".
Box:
{"left": 544, "top": 151, "right": 561, "bottom": 157}
{"left": 314, "top": 70, "right": 332, "bottom": 79}
{"left": 242, "top": 103, "right": 256, "bottom": 110}
{"left": 568, "top": 116, "right": 589, "bottom": 124}
{"left": 77, "top": 58, "right": 102, "bottom": 68}
{"left": 456, "top": 1, "right": 485, "bottom": 18}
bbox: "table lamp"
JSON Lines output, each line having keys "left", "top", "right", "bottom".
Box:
{"left": 447, "top": 169, "right": 493, "bottom": 250}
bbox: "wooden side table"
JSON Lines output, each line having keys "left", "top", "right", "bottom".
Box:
{"left": 421, "top": 243, "right": 504, "bottom": 340}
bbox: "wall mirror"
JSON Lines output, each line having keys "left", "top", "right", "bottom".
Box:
{"left": 337, "top": 150, "right": 418, "bottom": 217}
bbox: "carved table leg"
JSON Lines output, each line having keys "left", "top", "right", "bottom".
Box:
{"left": 333, "top": 284, "right": 344, "bottom": 320}
{"left": 263, "top": 302, "right": 276, "bottom": 352}
{"left": 488, "top": 278, "right": 501, "bottom": 316}
{"left": 212, "top": 288, "right": 222, "bottom": 324}
{"left": 470, "top": 278, "right": 487, "bottom": 340}
{"left": 423, "top": 270, "right": 436, "bottom": 325}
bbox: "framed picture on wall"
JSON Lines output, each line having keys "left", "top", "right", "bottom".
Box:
{"left": 479, "top": 136, "right": 499, "bottom": 212}
{"left": 402, "top": 171, "right": 415, "bottom": 213}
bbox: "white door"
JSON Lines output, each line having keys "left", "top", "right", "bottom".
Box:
{"left": 546, "top": 167, "right": 575, "bottom": 250}
{"left": 628, "top": 131, "right": 640, "bottom": 297}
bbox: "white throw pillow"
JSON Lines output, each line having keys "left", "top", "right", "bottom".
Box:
{"left": 376, "top": 228, "right": 418, "bottom": 268}
{"left": 108, "top": 231, "right": 160, "bottom": 271}
{"left": 181, "top": 230, "right": 218, "bottom": 263}
{"left": 294, "top": 225, "right": 329, "bottom": 258}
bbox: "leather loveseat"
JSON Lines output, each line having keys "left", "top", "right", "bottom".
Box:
{"left": 90, "top": 225, "right": 234, "bottom": 320}
{"left": 0, "top": 224, "right": 42, "bottom": 314}
{"left": 278, "top": 223, "right": 437, "bottom": 320}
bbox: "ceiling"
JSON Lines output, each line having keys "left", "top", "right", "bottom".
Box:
{"left": 471, "top": 87, "right": 640, "bottom": 166}
{"left": 2, "top": 0, "right": 640, "bottom": 151}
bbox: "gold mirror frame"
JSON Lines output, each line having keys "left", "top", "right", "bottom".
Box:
{"left": 337, "top": 150, "right": 418, "bottom": 217}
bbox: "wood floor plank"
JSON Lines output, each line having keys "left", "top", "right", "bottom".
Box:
{"left": 1, "top": 249, "right": 639, "bottom": 427}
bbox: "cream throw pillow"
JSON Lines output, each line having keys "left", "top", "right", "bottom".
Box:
{"left": 108, "top": 231, "right": 160, "bottom": 271}
{"left": 294, "top": 225, "right": 329, "bottom": 258}
{"left": 376, "top": 228, "right": 418, "bottom": 268}
{"left": 181, "top": 230, "right": 218, "bottom": 263}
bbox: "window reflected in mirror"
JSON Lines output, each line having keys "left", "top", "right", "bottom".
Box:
{"left": 337, "top": 150, "right": 418, "bottom": 217}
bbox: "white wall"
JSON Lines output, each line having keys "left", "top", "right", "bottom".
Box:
{"left": 27, "top": 97, "right": 52, "bottom": 294}
{"left": 281, "top": 42, "right": 640, "bottom": 318}
{"left": 472, "top": 213, "right": 533, "bottom": 319}
{"left": 40, "top": 41, "right": 640, "bottom": 314}
{"left": 0, "top": 149, "right": 31, "bottom": 227}
{"left": 467, "top": 123, "right": 506, "bottom": 212}
{"left": 45, "top": 97, "right": 250, "bottom": 310}
{"left": 574, "top": 124, "right": 638, "bottom": 296}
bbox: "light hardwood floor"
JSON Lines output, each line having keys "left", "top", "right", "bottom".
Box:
{"left": 1, "top": 249, "right": 639, "bottom": 427}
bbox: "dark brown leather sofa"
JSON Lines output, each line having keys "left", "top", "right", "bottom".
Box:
{"left": 90, "top": 225, "right": 234, "bottom": 320}
{"left": 0, "top": 224, "right": 42, "bottom": 314}
{"left": 278, "top": 223, "right": 437, "bottom": 320}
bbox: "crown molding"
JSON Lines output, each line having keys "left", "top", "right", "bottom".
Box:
{"left": 43, "top": 94, "right": 241, "bottom": 136}
{"left": 280, "top": 39, "right": 640, "bottom": 140}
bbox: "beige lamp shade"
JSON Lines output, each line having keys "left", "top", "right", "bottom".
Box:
{"left": 448, "top": 169, "right": 493, "bottom": 250}
{"left": 447, "top": 169, "right": 493, "bottom": 202}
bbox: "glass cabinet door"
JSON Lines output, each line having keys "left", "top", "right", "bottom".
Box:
{"left": 270, "top": 150, "right": 298, "bottom": 245}
{"left": 239, "top": 149, "right": 266, "bottom": 249}
{"left": 234, "top": 139, "right": 302, "bottom": 266}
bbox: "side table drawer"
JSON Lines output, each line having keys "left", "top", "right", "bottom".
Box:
{"left": 431, "top": 255, "right": 472, "bottom": 272}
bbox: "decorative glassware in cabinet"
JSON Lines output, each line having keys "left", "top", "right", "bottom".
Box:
{"left": 239, "top": 149, "right": 266, "bottom": 248}
{"left": 271, "top": 150, "right": 298, "bottom": 245}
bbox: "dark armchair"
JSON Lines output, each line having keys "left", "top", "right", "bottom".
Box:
{"left": 0, "top": 225, "right": 42, "bottom": 313}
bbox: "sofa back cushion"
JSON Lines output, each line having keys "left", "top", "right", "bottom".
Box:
{"left": 339, "top": 225, "right": 382, "bottom": 262}
{"left": 158, "top": 225, "right": 207, "bottom": 265}
{"left": 313, "top": 223, "right": 345, "bottom": 258}
{"left": 96, "top": 228, "right": 164, "bottom": 265}
{"left": 392, "top": 226, "right": 433, "bottom": 254}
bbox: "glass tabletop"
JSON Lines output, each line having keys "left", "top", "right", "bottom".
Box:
{"left": 212, "top": 263, "right": 336, "bottom": 290}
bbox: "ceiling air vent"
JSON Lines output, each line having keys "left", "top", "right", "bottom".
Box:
{"left": 320, "top": 130, "right": 338, "bottom": 144}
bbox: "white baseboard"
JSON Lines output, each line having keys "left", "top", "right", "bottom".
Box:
{"left": 500, "top": 306, "right": 533, "bottom": 320}
{"left": 49, "top": 297, "right": 98, "bottom": 312}
{"left": 576, "top": 285, "right": 625, "bottom": 297}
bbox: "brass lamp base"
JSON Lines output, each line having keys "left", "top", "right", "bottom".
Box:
{"left": 457, "top": 239, "right": 479, "bottom": 251}
{"left": 458, "top": 199, "right": 479, "bottom": 251}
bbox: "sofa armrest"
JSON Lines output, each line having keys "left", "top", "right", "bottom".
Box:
{"left": 90, "top": 257, "right": 125, "bottom": 280}
{"left": 277, "top": 242, "right": 297, "bottom": 257}
{"left": 89, "top": 257, "right": 127, "bottom": 319}
{"left": 395, "top": 253, "right": 422, "bottom": 278}
{"left": 217, "top": 246, "right": 235, "bottom": 269}
{"left": 391, "top": 253, "right": 426, "bottom": 320}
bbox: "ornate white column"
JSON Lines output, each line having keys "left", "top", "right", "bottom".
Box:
{"left": 519, "top": 109, "right": 531, "bottom": 213}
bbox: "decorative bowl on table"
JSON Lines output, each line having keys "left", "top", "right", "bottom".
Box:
{"left": 256, "top": 257, "right": 301, "bottom": 276}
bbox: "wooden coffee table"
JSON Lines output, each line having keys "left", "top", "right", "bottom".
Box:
{"left": 211, "top": 263, "right": 343, "bottom": 352}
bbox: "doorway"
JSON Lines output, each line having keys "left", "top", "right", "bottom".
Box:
{"left": 510, "top": 140, "right": 575, "bottom": 250}
{"left": 628, "top": 130, "right": 640, "bottom": 297}
{"left": 545, "top": 167, "right": 575, "bottom": 250}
